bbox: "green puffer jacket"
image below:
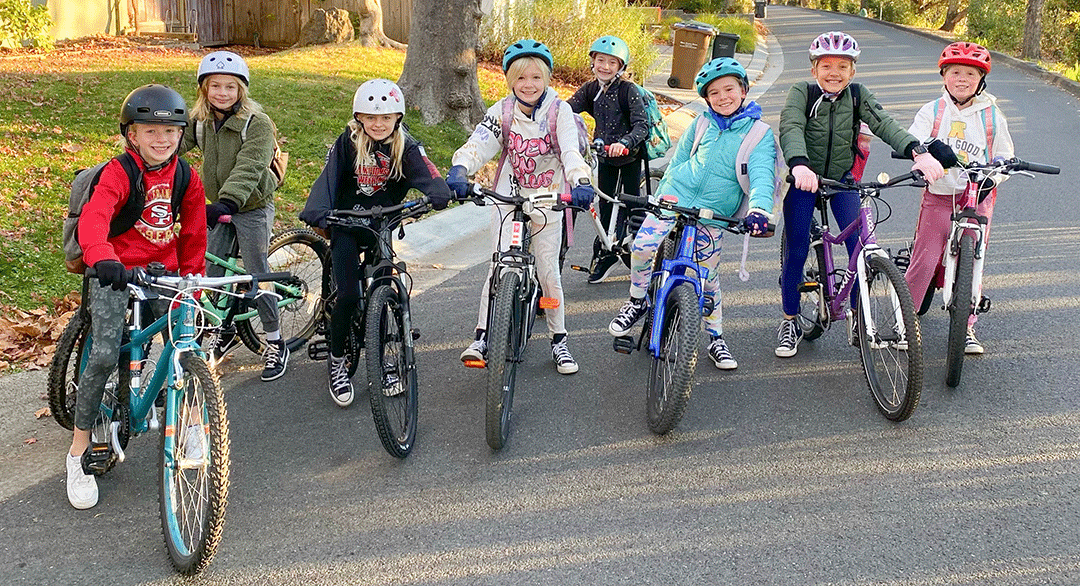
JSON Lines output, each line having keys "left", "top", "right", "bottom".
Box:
{"left": 780, "top": 81, "right": 919, "bottom": 181}
{"left": 179, "top": 111, "right": 276, "bottom": 212}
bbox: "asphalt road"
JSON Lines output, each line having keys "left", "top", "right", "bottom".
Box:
{"left": 3, "top": 7, "right": 1079, "bottom": 585}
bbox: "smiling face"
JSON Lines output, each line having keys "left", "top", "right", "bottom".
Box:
{"left": 511, "top": 61, "right": 547, "bottom": 107}
{"left": 127, "top": 123, "right": 181, "bottom": 166}
{"left": 705, "top": 75, "right": 747, "bottom": 116}
{"left": 203, "top": 74, "right": 242, "bottom": 112}
{"left": 592, "top": 53, "right": 624, "bottom": 83}
{"left": 811, "top": 55, "right": 855, "bottom": 94}
{"left": 942, "top": 63, "right": 984, "bottom": 106}
{"left": 357, "top": 113, "right": 400, "bottom": 142}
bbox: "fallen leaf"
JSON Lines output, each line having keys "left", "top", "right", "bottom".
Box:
{"left": 34, "top": 407, "right": 50, "bottom": 419}
{"left": 23, "top": 437, "right": 37, "bottom": 445}
{"left": 61, "top": 143, "right": 83, "bottom": 153}
{"left": 431, "top": 264, "right": 444, "bottom": 269}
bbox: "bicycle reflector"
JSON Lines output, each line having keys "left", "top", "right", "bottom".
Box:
{"left": 463, "top": 358, "right": 486, "bottom": 369}
{"left": 539, "top": 296, "right": 560, "bottom": 309}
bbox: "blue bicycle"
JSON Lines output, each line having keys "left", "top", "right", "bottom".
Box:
{"left": 613, "top": 194, "right": 767, "bottom": 434}
{"left": 47, "top": 264, "right": 291, "bottom": 574}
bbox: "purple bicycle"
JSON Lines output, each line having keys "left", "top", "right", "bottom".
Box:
{"left": 792, "top": 171, "right": 927, "bottom": 421}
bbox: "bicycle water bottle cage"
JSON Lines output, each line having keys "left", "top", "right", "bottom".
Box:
{"left": 82, "top": 442, "right": 116, "bottom": 476}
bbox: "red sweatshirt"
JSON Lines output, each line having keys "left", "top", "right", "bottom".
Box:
{"left": 78, "top": 148, "right": 207, "bottom": 276}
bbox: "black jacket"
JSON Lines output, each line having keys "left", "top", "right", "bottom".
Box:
{"left": 568, "top": 77, "right": 648, "bottom": 166}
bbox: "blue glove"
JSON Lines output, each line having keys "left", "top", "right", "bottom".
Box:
{"left": 446, "top": 165, "right": 469, "bottom": 199}
{"left": 206, "top": 199, "right": 238, "bottom": 229}
{"left": 94, "top": 260, "right": 129, "bottom": 291}
{"left": 742, "top": 211, "right": 770, "bottom": 236}
{"left": 570, "top": 184, "right": 594, "bottom": 209}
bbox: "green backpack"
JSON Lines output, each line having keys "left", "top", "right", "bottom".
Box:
{"left": 618, "top": 81, "right": 672, "bottom": 161}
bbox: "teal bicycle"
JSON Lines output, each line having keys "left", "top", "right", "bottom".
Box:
{"left": 47, "top": 264, "right": 292, "bottom": 574}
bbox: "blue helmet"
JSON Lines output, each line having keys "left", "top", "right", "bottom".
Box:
{"left": 502, "top": 39, "right": 554, "bottom": 73}
{"left": 694, "top": 57, "right": 749, "bottom": 97}
{"left": 589, "top": 35, "right": 631, "bottom": 67}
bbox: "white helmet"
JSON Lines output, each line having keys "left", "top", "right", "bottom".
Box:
{"left": 197, "top": 51, "right": 250, "bottom": 85}
{"left": 352, "top": 79, "right": 406, "bottom": 116}
{"left": 808, "top": 31, "right": 861, "bottom": 62}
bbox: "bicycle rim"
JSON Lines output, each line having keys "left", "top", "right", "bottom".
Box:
{"left": 485, "top": 272, "right": 522, "bottom": 450}
{"left": 945, "top": 234, "right": 975, "bottom": 388}
{"left": 366, "top": 285, "right": 418, "bottom": 459}
{"left": 160, "top": 355, "right": 229, "bottom": 575}
{"left": 646, "top": 283, "right": 701, "bottom": 434}
{"left": 858, "top": 255, "right": 922, "bottom": 421}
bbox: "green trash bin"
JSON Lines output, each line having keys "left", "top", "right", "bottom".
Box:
{"left": 712, "top": 32, "right": 740, "bottom": 59}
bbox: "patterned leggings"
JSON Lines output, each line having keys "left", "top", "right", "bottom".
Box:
{"left": 629, "top": 214, "right": 726, "bottom": 338}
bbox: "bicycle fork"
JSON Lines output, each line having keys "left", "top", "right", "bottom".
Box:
{"left": 941, "top": 217, "right": 987, "bottom": 310}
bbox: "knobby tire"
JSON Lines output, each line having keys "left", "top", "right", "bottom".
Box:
{"left": 646, "top": 282, "right": 701, "bottom": 434}
{"left": 366, "top": 285, "right": 418, "bottom": 458}
{"left": 485, "top": 272, "right": 522, "bottom": 450}
{"left": 945, "top": 234, "right": 975, "bottom": 388}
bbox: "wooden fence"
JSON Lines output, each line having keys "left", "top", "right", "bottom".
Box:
{"left": 224, "top": 0, "right": 411, "bottom": 48}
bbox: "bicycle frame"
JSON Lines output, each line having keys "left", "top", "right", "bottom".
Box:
{"left": 201, "top": 250, "right": 305, "bottom": 326}
{"left": 485, "top": 193, "right": 557, "bottom": 331}
{"left": 648, "top": 220, "right": 711, "bottom": 355}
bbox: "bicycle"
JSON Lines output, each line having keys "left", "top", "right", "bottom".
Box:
{"left": 305, "top": 198, "right": 432, "bottom": 459}
{"left": 788, "top": 171, "right": 927, "bottom": 421}
{"left": 911, "top": 158, "right": 1059, "bottom": 387}
{"left": 47, "top": 264, "right": 291, "bottom": 574}
{"left": 461, "top": 183, "right": 567, "bottom": 450}
{"left": 612, "top": 193, "right": 769, "bottom": 434}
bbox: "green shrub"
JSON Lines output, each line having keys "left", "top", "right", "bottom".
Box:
{"left": 1041, "top": 1, "right": 1080, "bottom": 64}
{"left": 479, "top": 0, "right": 659, "bottom": 85}
{"left": 0, "top": 0, "right": 54, "bottom": 50}
{"left": 967, "top": 0, "right": 1023, "bottom": 53}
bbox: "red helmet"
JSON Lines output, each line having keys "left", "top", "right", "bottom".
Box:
{"left": 938, "top": 42, "right": 991, "bottom": 74}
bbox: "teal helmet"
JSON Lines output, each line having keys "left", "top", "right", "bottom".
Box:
{"left": 589, "top": 35, "right": 631, "bottom": 68}
{"left": 503, "top": 39, "right": 554, "bottom": 73}
{"left": 694, "top": 57, "right": 749, "bottom": 97}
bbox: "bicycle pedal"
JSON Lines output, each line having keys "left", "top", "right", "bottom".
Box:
{"left": 307, "top": 339, "right": 329, "bottom": 361}
{"left": 411, "top": 328, "right": 421, "bottom": 341}
{"left": 462, "top": 358, "right": 486, "bottom": 369}
{"left": 702, "top": 297, "right": 715, "bottom": 316}
{"left": 81, "top": 443, "right": 115, "bottom": 476}
{"left": 613, "top": 335, "right": 635, "bottom": 355}
{"left": 539, "top": 296, "right": 559, "bottom": 309}
{"left": 798, "top": 281, "right": 819, "bottom": 293}
{"left": 977, "top": 296, "right": 992, "bottom": 314}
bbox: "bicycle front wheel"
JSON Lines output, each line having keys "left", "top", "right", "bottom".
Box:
{"left": 857, "top": 255, "right": 923, "bottom": 421}
{"left": 237, "top": 228, "right": 327, "bottom": 354}
{"left": 366, "top": 285, "right": 418, "bottom": 459}
{"left": 945, "top": 233, "right": 975, "bottom": 388}
{"left": 160, "top": 354, "right": 229, "bottom": 575}
{"left": 485, "top": 272, "right": 523, "bottom": 450}
{"left": 646, "top": 282, "right": 701, "bottom": 434}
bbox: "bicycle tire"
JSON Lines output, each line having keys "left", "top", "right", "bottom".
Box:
{"left": 237, "top": 228, "right": 328, "bottom": 354}
{"left": 945, "top": 234, "right": 975, "bottom": 388}
{"left": 800, "top": 239, "right": 829, "bottom": 341}
{"left": 159, "top": 354, "right": 229, "bottom": 576}
{"left": 485, "top": 271, "right": 523, "bottom": 450}
{"left": 646, "top": 282, "right": 701, "bottom": 434}
{"left": 366, "top": 284, "right": 418, "bottom": 459}
{"left": 48, "top": 311, "right": 89, "bottom": 430}
{"left": 857, "top": 255, "right": 922, "bottom": 422}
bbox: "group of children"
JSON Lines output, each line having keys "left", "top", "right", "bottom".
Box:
{"left": 66, "top": 32, "right": 1014, "bottom": 510}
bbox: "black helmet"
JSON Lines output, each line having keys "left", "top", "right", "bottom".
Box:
{"left": 119, "top": 84, "right": 189, "bottom": 134}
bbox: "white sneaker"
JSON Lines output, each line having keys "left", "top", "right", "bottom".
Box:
{"left": 965, "top": 327, "right": 984, "bottom": 354}
{"left": 460, "top": 338, "right": 487, "bottom": 363}
{"left": 66, "top": 451, "right": 98, "bottom": 510}
{"left": 183, "top": 424, "right": 206, "bottom": 462}
{"left": 775, "top": 318, "right": 802, "bottom": 358}
{"left": 551, "top": 340, "right": 579, "bottom": 375}
{"left": 707, "top": 336, "right": 738, "bottom": 370}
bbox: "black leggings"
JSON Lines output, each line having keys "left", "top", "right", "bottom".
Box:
{"left": 329, "top": 227, "right": 380, "bottom": 357}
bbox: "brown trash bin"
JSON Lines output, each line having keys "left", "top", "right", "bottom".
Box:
{"left": 668, "top": 21, "right": 717, "bottom": 90}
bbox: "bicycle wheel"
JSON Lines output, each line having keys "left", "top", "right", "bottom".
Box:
{"left": 366, "top": 285, "right": 418, "bottom": 459}
{"left": 798, "top": 241, "right": 829, "bottom": 341}
{"left": 159, "top": 354, "right": 229, "bottom": 575}
{"left": 857, "top": 255, "right": 923, "bottom": 422}
{"left": 485, "top": 272, "right": 523, "bottom": 450}
{"left": 48, "top": 311, "right": 90, "bottom": 430}
{"left": 945, "top": 233, "right": 975, "bottom": 388}
{"left": 646, "top": 282, "right": 701, "bottom": 434}
{"left": 237, "top": 228, "right": 328, "bottom": 354}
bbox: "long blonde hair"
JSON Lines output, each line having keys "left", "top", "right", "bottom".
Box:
{"left": 348, "top": 117, "right": 406, "bottom": 181}
{"left": 191, "top": 77, "right": 263, "bottom": 122}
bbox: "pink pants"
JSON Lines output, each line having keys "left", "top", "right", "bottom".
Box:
{"left": 905, "top": 189, "right": 996, "bottom": 326}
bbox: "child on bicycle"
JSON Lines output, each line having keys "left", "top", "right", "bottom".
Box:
{"left": 567, "top": 35, "right": 649, "bottom": 284}
{"left": 67, "top": 84, "right": 207, "bottom": 509}
{"left": 300, "top": 79, "right": 452, "bottom": 407}
{"left": 607, "top": 58, "right": 774, "bottom": 370}
{"left": 179, "top": 51, "right": 290, "bottom": 381}
{"left": 905, "top": 42, "right": 1014, "bottom": 354}
{"left": 446, "top": 39, "right": 594, "bottom": 375}
{"left": 775, "top": 31, "right": 951, "bottom": 358}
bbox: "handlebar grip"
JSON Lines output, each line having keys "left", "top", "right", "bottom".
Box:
{"left": 890, "top": 151, "right": 907, "bottom": 160}
{"left": 1015, "top": 160, "right": 1060, "bottom": 174}
{"left": 251, "top": 272, "right": 294, "bottom": 282}
{"left": 618, "top": 193, "right": 650, "bottom": 207}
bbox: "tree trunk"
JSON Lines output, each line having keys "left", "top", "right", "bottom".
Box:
{"left": 355, "top": 0, "right": 406, "bottom": 50}
{"left": 1020, "top": 0, "right": 1045, "bottom": 60}
{"left": 940, "top": 5, "right": 968, "bottom": 32}
{"left": 398, "top": 0, "right": 485, "bottom": 129}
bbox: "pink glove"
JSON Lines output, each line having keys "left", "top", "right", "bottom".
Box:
{"left": 792, "top": 165, "right": 818, "bottom": 193}
{"left": 912, "top": 152, "right": 945, "bottom": 183}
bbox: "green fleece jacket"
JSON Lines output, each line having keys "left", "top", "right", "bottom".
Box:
{"left": 180, "top": 111, "right": 276, "bottom": 212}
{"left": 780, "top": 81, "right": 920, "bottom": 181}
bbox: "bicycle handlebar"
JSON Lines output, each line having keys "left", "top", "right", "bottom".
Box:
{"left": 86, "top": 265, "right": 294, "bottom": 291}
{"left": 790, "top": 170, "right": 928, "bottom": 194}
{"left": 465, "top": 182, "right": 571, "bottom": 210}
{"left": 325, "top": 197, "right": 431, "bottom": 227}
{"left": 617, "top": 193, "right": 775, "bottom": 236}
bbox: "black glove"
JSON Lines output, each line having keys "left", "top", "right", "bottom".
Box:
{"left": 976, "top": 176, "right": 996, "bottom": 203}
{"left": 94, "top": 260, "right": 129, "bottom": 291}
{"left": 927, "top": 139, "right": 958, "bottom": 169}
{"left": 206, "top": 199, "right": 239, "bottom": 229}
{"left": 429, "top": 190, "right": 452, "bottom": 211}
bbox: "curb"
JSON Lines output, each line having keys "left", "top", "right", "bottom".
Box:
{"left": 394, "top": 201, "right": 488, "bottom": 263}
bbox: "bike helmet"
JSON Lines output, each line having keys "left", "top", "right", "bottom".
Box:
{"left": 938, "top": 42, "right": 991, "bottom": 74}
{"left": 808, "top": 31, "right": 860, "bottom": 62}
{"left": 197, "top": 50, "right": 250, "bottom": 85}
{"left": 352, "top": 79, "right": 406, "bottom": 116}
{"left": 502, "top": 39, "right": 553, "bottom": 73}
{"left": 695, "top": 57, "right": 749, "bottom": 97}
{"left": 589, "top": 35, "right": 631, "bottom": 68}
{"left": 119, "top": 84, "right": 189, "bottom": 135}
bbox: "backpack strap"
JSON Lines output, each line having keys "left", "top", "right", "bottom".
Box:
{"left": 735, "top": 120, "right": 770, "bottom": 196}
{"left": 171, "top": 158, "right": 191, "bottom": 221}
{"left": 689, "top": 115, "right": 709, "bottom": 156}
{"left": 848, "top": 83, "right": 862, "bottom": 158}
{"left": 492, "top": 97, "right": 516, "bottom": 185}
{"left": 241, "top": 113, "right": 254, "bottom": 141}
{"left": 547, "top": 97, "right": 563, "bottom": 159}
{"left": 930, "top": 96, "right": 947, "bottom": 138}
{"left": 108, "top": 152, "right": 145, "bottom": 237}
{"left": 981, "top": 104, "right": 995, "bottom": 158}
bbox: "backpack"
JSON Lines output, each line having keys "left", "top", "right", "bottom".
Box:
{"left": 196, "top": 113, "right": 289, "bottom": 189}
{"left": 689, "top": 115, "right": 787, "bottom": 218}
{"left": 616, "top": 81, "right": 672, "bottom": 161}
{"left": 930, "top": 96, "right": 996, "bottom": 158}
{"left": 493, "top": 95, "right": 592, "bottom": 192}
{"left": 63, "top": 152, "right": 191, "bottom": 274}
